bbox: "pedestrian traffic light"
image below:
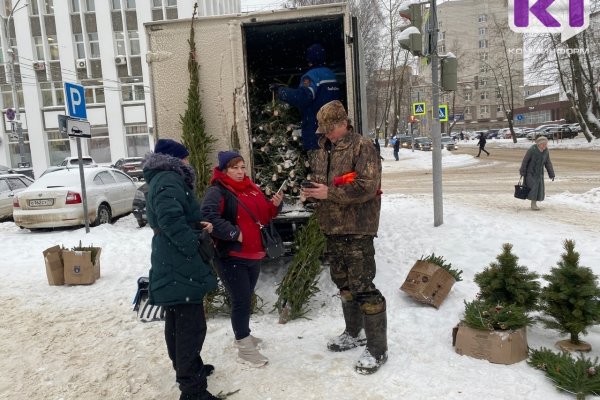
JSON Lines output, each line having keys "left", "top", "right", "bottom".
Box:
{"left": 399, "top": 3, "right": 423, "bottom": 57}
{"left": 441, "top": 55, "right": 458, "bottom": 91}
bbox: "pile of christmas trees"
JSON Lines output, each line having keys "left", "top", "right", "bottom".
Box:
{"left": 456, "top": 240, "right": 600, "bottom": 398}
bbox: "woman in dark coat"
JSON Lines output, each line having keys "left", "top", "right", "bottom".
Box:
{"left": 520, "top": 136, "right": 555, "bottom": 210}
{"left": 143, "top": 139, "right": 218, "bottom": 400}
{"left": 201, "top": 151, "right": 282, "bottom": 367}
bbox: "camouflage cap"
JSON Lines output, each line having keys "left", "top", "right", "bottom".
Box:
{"left": 316, "top": 100, "right": 348, "bottom": 134}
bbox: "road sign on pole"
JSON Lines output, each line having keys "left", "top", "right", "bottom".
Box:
{"left": 64, "top": 82, "right": 87, "bottom": 119}
{"left": 413, "top": 102, "right": 426, "bottom": 116}
{"left": 6, "top": 108, "right": 15, "bottom": 121}
{"left": 439, "top": 104, "right": 448, "bottom": 122}
{"left": 67, "top": 119, "right": 91, "bottom": 139}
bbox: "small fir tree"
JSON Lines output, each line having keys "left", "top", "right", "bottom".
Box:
{"left": 474, "top": 243, "right": 540, "bottom": 311}
{"left": 529, "top": 347, "right": 600, "bottom": 400}
{"left": 538, "top": 239, "right": 600, "bottom": 347}
{"left": 180, "top": 3, "right": 216, "bottom": 199}
{"left": 462, "top": 299, "right": 531, "bottom": 331}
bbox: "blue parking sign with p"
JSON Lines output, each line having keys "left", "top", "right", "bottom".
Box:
{"left": 64, "top": 82, "right": 87, "bottom": 120}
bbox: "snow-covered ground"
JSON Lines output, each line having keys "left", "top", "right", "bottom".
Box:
{"left": 1, "top": 141, "right": 599, "bottom": 400}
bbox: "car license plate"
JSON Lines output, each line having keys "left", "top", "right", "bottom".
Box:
{"left": 28, "top": 199, "right": 54, "bottom": 207}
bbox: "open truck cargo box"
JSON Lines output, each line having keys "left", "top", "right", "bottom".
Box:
{"left": 145, "top": 3, "right": 367, "bottom": 251}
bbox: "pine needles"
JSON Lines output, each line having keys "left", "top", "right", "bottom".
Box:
{"left": 275, "top": 214, "right": 326, "bottom": 323}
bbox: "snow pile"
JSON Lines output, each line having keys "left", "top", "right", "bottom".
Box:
{"left": 550, "top": 187, "right": 600, "bottom": 211}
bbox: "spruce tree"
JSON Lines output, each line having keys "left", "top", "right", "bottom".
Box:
{"left": 180, "top": 3, "right": 216, "bottom": 199}
{"left": 529, "top": 347, "right": 600, "bottom": 400}
{"left": 474, "top": 243, "right": 540, "bottom": 311}
{"left": 539, "top": 239, "right": 600, "bottom": 347}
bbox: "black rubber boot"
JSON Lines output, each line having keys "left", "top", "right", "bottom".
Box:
{"left": 327, "top": 300, "right": 366, "bottom": 352}
{"left": 355, "top": 307, "right": 388, "bottom": 374}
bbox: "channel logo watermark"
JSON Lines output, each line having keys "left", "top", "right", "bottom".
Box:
{"left": 509, "top": 0, "right": 590, "bottom": 42}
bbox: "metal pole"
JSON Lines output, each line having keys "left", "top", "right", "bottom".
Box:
{"left": 4, "top": 1, "right": 26, "bottom": 167}
{"left": 76, "top": 138, "right": 90, "bottom": 233}
{"left": 430, "top": 0, "right": 443, "bottom": 227}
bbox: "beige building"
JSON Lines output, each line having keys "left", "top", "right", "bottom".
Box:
{"left": 416, "top": 0, "right": 525, "bottom": 133}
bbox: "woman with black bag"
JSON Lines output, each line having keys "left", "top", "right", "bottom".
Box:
{"left": 520, "top": 136, "right": 555, "bottom": 210}
{"left": 201, "top": 151, "right": 283, "bottom": 367}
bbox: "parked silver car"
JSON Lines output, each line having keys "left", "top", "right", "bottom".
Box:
{"left": 0, "top": 174, "right": 34, "bottom": 220}
{"left": 13, "top": 167, "right": 136, "bottom": 229}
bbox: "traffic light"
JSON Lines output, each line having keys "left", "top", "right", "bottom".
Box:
{"left": 399, "top": 3, "right": 423, "bottom": 57}
{"left": 441, "top": 55, "right": 458, "bottom": 91}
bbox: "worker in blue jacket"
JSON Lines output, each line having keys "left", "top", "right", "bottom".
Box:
{"left": 271, "top": 43, "right": 341, "bottom": 157}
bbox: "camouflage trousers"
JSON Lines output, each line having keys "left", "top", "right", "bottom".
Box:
{"left": 325, "top": 235, "right": 386, "bottom": 314}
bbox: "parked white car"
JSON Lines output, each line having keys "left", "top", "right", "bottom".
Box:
{"left": 13, "top": 167, "right": 137, "bottom": 229}
{"left": 0, "top": 173, "right": 34, "bottom": 220}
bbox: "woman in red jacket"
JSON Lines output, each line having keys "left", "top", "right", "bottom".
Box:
{"left": 201, "top": 151, "right": 283, "bottom": 367}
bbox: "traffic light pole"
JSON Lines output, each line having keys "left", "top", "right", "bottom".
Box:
{"left": 3, "top": 1, "right": 27, "bottom": 167}
{"left": 430, "top": 0, "right": 443, "bottom": 227}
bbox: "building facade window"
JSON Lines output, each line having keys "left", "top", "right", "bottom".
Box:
{"left": 121, "top": 77, "right": 145, "bottom": 101}
{"left": 33, "top": 36, "right": 45, "bottom": 59}
{"left": 40, "top": 81, "right": 65, "bottom": 107}
{"left": 497, "top": 105, "right": 503, "bottom": 113}
{"left": 74, "top": 33, "right": 85, "bottom": 58}
{"left": 152, "top": 0, "right": 178, "bottom": 20}
{"left": 43, "top": 0, "right": 54, "bottom": 14}
{"left": 90, "top": 128, "right": 111, "bottom": 163}
{"left": 480, "top": 105, "right": 489, "bottom": 115}
{"left": 479, "top": 39, "right": 488, "bottom": 49}
{"left": 48, "top": 35, "right": 59, "bottom": 60}
{"left": 71, "top": 0, "right": 79, "bottom": 12}
{"left": 480, "top": 52, "right": 488, "bottom": 62}
{"left": 439, "top": 31, "right": 445, "bottom": 41}
{"left": 114, "top": 31, "right": 125, "bottom": 55}
{"left": 438, "top": 44, "right": 445, "bottom": 54}
{"left": 478, "top": 14, "right": 487, "bottom": 23}
{"left": 464, "top": 106, "right": 471, "bottom": 115}
{"left": 82, "top": 80, "right": 105, "bottom": 104}
{"left": 47, "top": 130, "right": 71, "bottom": 166}
{"left": 480, "top": 91, "right": 488, "bottom": 100}
{"left": 128, "top": 30, "right": 140, "bottom": 55}
{"left": 465, "top": 92, "right": 472, "bottom": 101}
{"left": 479, "top": 27, "right": 486, "bottom": 36}
{"left": 88, "top": 32, "right": 100, "bottom": 58}
{"left": 125, "top": 124, "right": 150, "bottom": 156}
{"left": 1, "top": 84, "right": 24, "bottom": 109}
{"left": 85, "top": 0, "right": 95, "bottom": 12}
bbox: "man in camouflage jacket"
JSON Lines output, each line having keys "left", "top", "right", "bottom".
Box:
{"left": 302, "top": 100, "right": 387, "bottom": 375}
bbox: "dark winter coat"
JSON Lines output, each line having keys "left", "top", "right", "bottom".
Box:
{"left": 143, "top": 153, "right": 217, "bottom": 306}
{"left": 201, "top": 168, "right": 279, "bottom": 260}
{"left": 277, "top": 66, "right": 341, "bottom": 151}
{"left": 477, "top": 134, "right": 487, "bottom": 148}
{"left": 520, "top": 144, "right": 555, "bottom": 201}
{"left": 311, "top": 131, "right": 382, "bottom": 236}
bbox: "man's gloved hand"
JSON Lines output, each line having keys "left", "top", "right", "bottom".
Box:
{"left": 269, "top": 83, "right": 284, "bottom": 92}
{"left": 551, "top": 177, "right": 555, "bottom": 181}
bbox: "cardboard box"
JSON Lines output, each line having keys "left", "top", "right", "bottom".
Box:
{"left": 43, "top": 245, "right": 64, "bottom": 286}
{"left": 400, "top": 260, "right": 456, "bottom": 308}
{"left": 453, "top": 322, "right": 528, "bottom": 365}
{"left": 62, "top": 247, "right": 102, "bottom": 285}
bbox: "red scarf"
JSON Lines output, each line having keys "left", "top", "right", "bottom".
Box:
{"left": 211, "top": 167, "right": 260, "bottom": 195}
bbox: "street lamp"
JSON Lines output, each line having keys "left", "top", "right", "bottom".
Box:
{"left": 2, "top": 0, "right": 28, "bottom": 168}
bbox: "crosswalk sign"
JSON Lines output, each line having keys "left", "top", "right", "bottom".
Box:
{"left": 413, "top": 102, "right": 426, "bottom": 116}
{"left": 439, "top": 104, "right": 448, "bottom": 122}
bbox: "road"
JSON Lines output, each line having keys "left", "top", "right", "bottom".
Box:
{"left": 382, "top": 143, "right": 600, "bottom": 231}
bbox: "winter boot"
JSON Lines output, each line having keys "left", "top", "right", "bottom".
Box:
{"left": 233, "top": 334, "right": 263, "bottom": 349}
{"left": 179, "top": 390, "right": 219, "bottom": 400}
{"left": 327, "top": 300, "right": 366, "bottom": 352}
{"left": 355, "top": 307, "right": 388, "bottom": 375}
{"left": 531, "top": 200, "right": 540, "bottom": 211}
{"left": 235, "top": 335, "right": 268, "bottom": 367}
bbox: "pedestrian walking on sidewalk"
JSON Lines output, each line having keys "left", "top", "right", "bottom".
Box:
{"left": 476, "top": 132, "right": 490, "bottom": 157}
{"left": 520, "top": 136, "right": 555, "bottom": 211}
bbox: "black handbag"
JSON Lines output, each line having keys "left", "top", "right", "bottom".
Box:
{"left": 132, "top": 276, "right": 165, "bottom": 322}
{"left": 514, "top": 177, "right": 530, "bottom": 200}
{"left": 260, "top": 220, "right": 285, "bottom": 259}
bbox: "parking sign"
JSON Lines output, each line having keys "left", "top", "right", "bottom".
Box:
{"left": 64, "top": 82, "right": 87, "bottom": 120}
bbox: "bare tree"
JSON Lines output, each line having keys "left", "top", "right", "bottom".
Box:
{"left": 486, "top": 16, "right": 524, "bottom": 143}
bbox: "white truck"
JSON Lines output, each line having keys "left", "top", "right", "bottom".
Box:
{"left": 145, "top": 3, "right": 367, "bottom": 244}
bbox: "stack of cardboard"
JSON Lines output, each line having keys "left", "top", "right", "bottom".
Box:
{"left": 400, "top": 260, "right": 456, "bottom": 308}
{"left": 42, "top": 245, "right": 102, "bottom": 285}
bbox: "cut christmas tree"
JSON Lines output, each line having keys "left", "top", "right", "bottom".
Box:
{"left": 538, "top": 239, "right": 600, "bottom": 352}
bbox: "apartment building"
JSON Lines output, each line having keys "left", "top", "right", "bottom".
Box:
{"left": 0, "top": 0, "right": 240, "bottom": 177}
{"left": 415, "top": 0, "right": 524, "bottom": 132}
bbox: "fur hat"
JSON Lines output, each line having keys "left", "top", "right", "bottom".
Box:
{"left": 306, "top": 43, "right": 326, "bottom": 67}
{"left": 536, "top": 136, "right": 549, "bottom": 145}
{"left": 316, "top": 100, "right": 348, "bottom": 134}
{"left": 218, "top": 150, "right": 243, "bottom": 170}
{"left": 154, "top": 139, "right": 189, "bottom": 159}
